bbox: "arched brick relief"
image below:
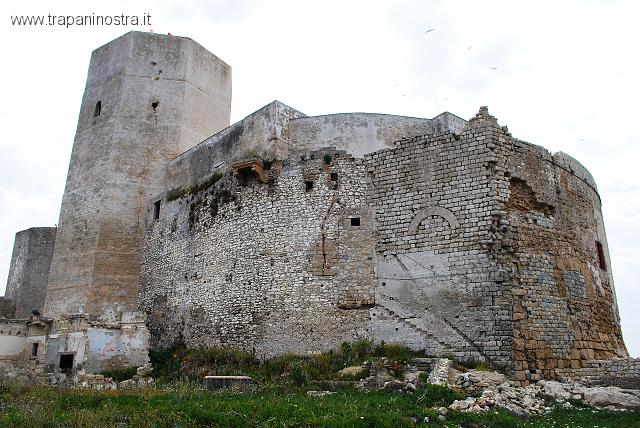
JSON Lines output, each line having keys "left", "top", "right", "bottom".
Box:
{"left": 408, "top": 206, "right": 460, "bottom": 234}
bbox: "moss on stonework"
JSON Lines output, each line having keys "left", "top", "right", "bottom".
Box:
{"left": 166, "top": 172, "right": 223, "bottom": 202}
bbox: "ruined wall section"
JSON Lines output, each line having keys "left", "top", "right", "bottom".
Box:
{"left": 364, "top": 113, "right": 513, "bottom": 369}
{"left": 166, "top": 101, "right": 307, "bottom": 194}
{"left": 487, "top": 111, "right": 627, "bottom": 384}
{"left": 5, "top": 228, "right": 56, "bottom": 318}
{"left": 140, "top": 150, "right": 377, "bottom": 356}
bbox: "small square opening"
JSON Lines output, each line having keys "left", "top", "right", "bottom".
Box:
{"left": 350, "top": 217, "right": 361, "bottom": 227}
{"left": 305, "top": 181, "right": 314, "bottom": 192}
{"left": 59, "top": 353, "right": 74, "bottom": 372}
{"left": 153, "top": 200, "right": 161, "bottom": 220}
{"left": 330, "top": 173, "right": 338, "bottom": 182}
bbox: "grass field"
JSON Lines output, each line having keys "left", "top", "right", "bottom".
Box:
{"left": 1, "top": 384, "right": 639, "bottom": 427}
{"left": 1, "top": 343, "right": 639, "bottom": 427}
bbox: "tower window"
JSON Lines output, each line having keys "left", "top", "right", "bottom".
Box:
{"left": 153, "top": 200, "right": 161, "bottom": 220}
{"left": 596, "top": 241, "right": 607, "bottom": 271}
{"left": 350, "top": 217, "right": 361, "bottom": 227}
{"left": 93, "top": 100, "right": 102, "bottom": 117}
{"left": 305, "top": 181, "right": 314, "bottom": 192}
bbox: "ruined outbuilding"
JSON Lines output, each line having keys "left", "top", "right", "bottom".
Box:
{"left": 1, "top": 31, "right": 634, "bottom": 386}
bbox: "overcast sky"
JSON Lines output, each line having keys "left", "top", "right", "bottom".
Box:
{"left": 1, "top": 0, "right": 638, "bottom": 356}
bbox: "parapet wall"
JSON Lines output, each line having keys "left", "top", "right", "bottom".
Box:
{"left": 286, "top": 111, "right": 466, "bottom": 158}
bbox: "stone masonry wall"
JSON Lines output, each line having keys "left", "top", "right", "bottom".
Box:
{"left": 0, "top": 298, "right": 15, "bottom": 319}
{"left": 5, "top": 227, "right": 56, "bottom": 318}
{"left": 365, "top": 115, "right": 512, "bottom": 369}
{"left": 44, "top": 32, "right": 231, "bottom": 318}
{"left": 140, "top": 149, "right": 376, "bottom": 356}
{"left": 555, "top": 358, "right": 640, "bottom": 389}
{"left": 477, "top": 107, "right": 627, "bottom": 384}
{"left": 140, "top": 107, "right": 625, "bottom": 380}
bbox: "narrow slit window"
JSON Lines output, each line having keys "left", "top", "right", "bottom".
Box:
{"left": 153, "top": 200, "right": 161, "bottom": 220}
{"left": 31, "top": 343, "right": 39, "bottom": 357}
{"left": 93, "top": 100, "right": 102, "bottom": 117}
{"left": 596, "top": 241, "right": 607, "bottom": 271}
{"left": 350, "top": 217, "right": 361, "bottom": 227}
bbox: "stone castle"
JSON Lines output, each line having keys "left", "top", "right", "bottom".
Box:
{"left": 1, "top": 31, "right": 635, "bottom": 385}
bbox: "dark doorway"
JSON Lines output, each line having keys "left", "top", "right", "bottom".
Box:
{"left": 59, "top": 353, "right": 74, "bottom": 372}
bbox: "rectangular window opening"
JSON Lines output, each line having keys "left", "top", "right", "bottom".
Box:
{"left": 596, "top": 241, "right": 607, "bottom": 271}
{"left": 153, "top": 200, "right": 161, "bottom": 220}
{"left": 31, "top": 343, "right": 38, "bottom": 357}
{"left": 330, "top": 173, "right": 338, "bottom": 182}
{"left": 59, "top": 353, "right": 74, "bottom": 372}
{"left": 350, "top": 217, "right": 361, "bottom": 227}
{"left": 305, "top": 180, "right": 314, "bottom": 192}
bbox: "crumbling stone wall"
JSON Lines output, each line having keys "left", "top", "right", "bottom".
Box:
{"left": 140, "top": 149, "right": 377, "bottom": 356}
{"left": 475, "top": 107, "right": 627, "bottom": 384}
{"left": 140, "top": 106, "right": 626, "bottom": 380}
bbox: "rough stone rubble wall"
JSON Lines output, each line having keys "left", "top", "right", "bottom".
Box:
{"left": 140, "top": 107, "right": 626, "bottom": 380}
{"left": 5, "top": 228, "right": 56, "bottom": 319}
{"left": 141, "top": 113, "right": 513, "bottom": 366}
{"left": 140, "top": 149, "right": 376, "bottom": 356}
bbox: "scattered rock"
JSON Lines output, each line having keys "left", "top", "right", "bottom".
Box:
{"left": 306, "top": 390, "right": 336, "bottom": 397}
{"left": 583, "top": 386, "right": 640, "bottom": 410}
{"left": 455, "top": 369, "right": 507, "bottom": 390}
{"left": 383, "top": 380, "right": 414, "bottom": 394}
{"left": 336, "top": 365, "right": 368, "bottom": 380}
{"left": 427, "top": 359, "right": 451, "bottom": 386}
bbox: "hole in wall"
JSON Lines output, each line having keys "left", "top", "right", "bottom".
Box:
{"left": 93, "top": 100, "right": 102, "bottom": 117}
{"left": 152, "top": 101, "right": 160, "bottom": 110}
{"left": 350, "top": 217, "right": 361, "bottom": 227}
{"left": 596, "top": 241, "right": 607, "bottom": 271}
{"left": 31, "top": 343, "right": 39, "bottom": 357}
{"left": 59, "top": 353, "right": 74, "bottom": 372}
{"left": 305, "top": 181, "right": 314, "bottom": 192}
{"left": 153, "top": 200, "right": 161, "bottom": 220}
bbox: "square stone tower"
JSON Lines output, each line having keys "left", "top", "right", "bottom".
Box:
{"left": 44, "top": 32, "right": 231, "bottom": 318}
